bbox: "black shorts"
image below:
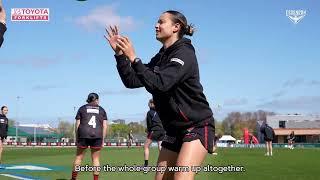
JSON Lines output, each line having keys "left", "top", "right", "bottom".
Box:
{"left": 161, "top": 118, "right": 215, "bottom": 154}
{"left": 77, "top": 138, "right": 103, "bottom": 149}
{"left": 264, "top": 137, "right": 273, "bottom": 142}
{"left": 147, "top": 131, "right": 165, "bottom": 141}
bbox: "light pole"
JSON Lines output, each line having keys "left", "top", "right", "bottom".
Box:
{"left": 15, "top": 96, "right": 22, "bottom": 143}
{"left": 73, "top": 106, "right": 77, "bottom": 143}
{"left": 33, "top": 124, "right": 37, "bottom": 143}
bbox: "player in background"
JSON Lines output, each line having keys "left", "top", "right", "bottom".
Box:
{"left": 212, "top": 134, "right": 221, "bottom": 156}
{"left": 287, "top": 131, "right": 295, "bottom": 149}
{"left": 127, "top": 130, "right": 134, "bottom": 148}
{"left": 0, "top": 106, "right": 9, "bottom": 165}
{"left": 0, "top": 0, "right": 7, "bottom": 47}
{"left": 260, "top": 122, "right": 275, "bottom": 156}
{"left": 71, "top": 93, "right": 108, "bottom": 180}
{"left": 249, "top": 135, "right": 253, "bottom": 149}
{"left": 144, "top": 99, "right": 166, "bottom": 166}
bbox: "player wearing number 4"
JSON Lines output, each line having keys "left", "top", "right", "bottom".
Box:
{"left": 71, "top": 93, "right": 108, "bottom": 180}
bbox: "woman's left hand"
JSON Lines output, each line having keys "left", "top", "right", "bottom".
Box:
{"left": 116, "top": 36, "right": 136, "bottom": 63}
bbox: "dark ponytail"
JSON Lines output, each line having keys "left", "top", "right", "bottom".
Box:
{"left": 86, "top": 93, "right": 99, "bottom": 103}
{"left": 165, "top": 10, "right": 195, "bottom": 38}
{"left": 1, "top": 106, "right": 7, "bottom": 111}
{"left": 148, "top": 99, "right": 155, "bottom": 109}
{"left": 185, "top": 24, "right": 195, "bottom": 36}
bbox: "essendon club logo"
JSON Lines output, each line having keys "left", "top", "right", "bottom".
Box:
{"left": 11, "top": 8, "right": 50, "bottom": 21}
{"left": 286, "top": 9, "right": 306, "bottom": 25}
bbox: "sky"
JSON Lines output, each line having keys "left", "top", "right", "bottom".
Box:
{"left": 0, "top": 0, "right": 319, "bottom": 127}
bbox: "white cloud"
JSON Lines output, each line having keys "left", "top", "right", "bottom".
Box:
{"left": 257, "top": 96, "right": 320, "bottom": 111}
{"left": 272, "top": 90, "right": 287, "bottom": 98}
{"left": 283, "top": 78, "right": 320, "bottom": 88}
{"left": 224, "top": 98, "right": 248, "bottom": 106}
{"left": 283, "top": 78, "right": 305, "bottom": 88}
{"left": 309, "top": 80, "right": 320, "bottom": 86}
{"left": 0, "top": 57, "right": 60, "bottom": 68}
{"left": 73, "top": 5, "right": 137, "bottom": 32}
{"left": 32, "top": 85, "right": 59, "bottom": 91}
{"left": 99, "top": 88, "right": 143, "bottom": 96}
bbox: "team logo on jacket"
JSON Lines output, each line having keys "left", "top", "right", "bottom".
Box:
{"left": 170, "top": 58, "right": 184, "bottom": 66}
{"left": 184, "top": 132, "right": 197, "bottom": 139}
{"left": 286, "top": 9, "right": 306, "bottom": 24}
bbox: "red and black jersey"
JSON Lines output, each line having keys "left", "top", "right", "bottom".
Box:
{"left": 75, "top": 104, "right": 107, "bottom": 139}
{"left": 0, "top": 114, "right": 8, "bottom": 137}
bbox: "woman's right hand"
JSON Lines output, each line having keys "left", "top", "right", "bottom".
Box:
{"left": 104, "top": 25, "right": 123, "bottom": 55}
{"left": 0, "top": 0, "right": 6, "bottom": 24}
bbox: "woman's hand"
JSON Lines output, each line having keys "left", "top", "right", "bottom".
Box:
{"left": 0, "top": 0, "right": 6, "bottom": 25}
{"left": 116, "top": 36, "right": 137, "bottom": 63}
{"left": 104, "top": 25, "right": 122, "bottom": 55}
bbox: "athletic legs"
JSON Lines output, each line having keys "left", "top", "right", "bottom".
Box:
{"left": 91, "top": 148, "right": 101, "bottom": 180}
{"left": 0, "top": 139, "right": 3, "bottom": 164}
{"left": 155, "top": 147, "right": 178, "bottom": 180}
{"left": 144, "top": 138, "right": 152, "bottom": 166}
{"left": 71, "top": 148, "right": 86, "bottom": 180}
{"left": 174, "top": 139, "right": 207, "bottom": 180}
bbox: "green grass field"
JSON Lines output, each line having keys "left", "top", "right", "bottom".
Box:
{"left": 1, "top": 147, "right": 319, "bottom": 180}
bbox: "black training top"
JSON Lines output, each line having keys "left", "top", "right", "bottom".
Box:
{"left": 289, "top": 132, "right": 295, "bottom": 140}
{"left": 146, "top": 109, "right": 165, "bottom": 133}
{"left": 0, "top": 22, "right": 6, "bottom": 47}
{"left": 0, "top": 114, "right": 8, "bottom": 136}
{"left": 115, "top": 38, "right": 214, "bottom": 131}
{"left": 260, "top": 124, "right": 275, "bottom": 140}
{"left": 75, "top": 104, "right": 107, "bottom": 139}
{"left": 128, "top": 132, "right": 133, "bottom": 140}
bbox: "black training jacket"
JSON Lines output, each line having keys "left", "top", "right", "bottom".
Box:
{"left": 115, "top": 38, "right": 213, "bottom": 131}
{"left": 146, "top": 109, "right": 165, "bottom": 133}
{"left": 0, "top": 114, "right": 8, "bottom": 137}
{"left": 260, "top": 124, "right": 275, "bottom": 139}
{"left": 0, "top": 22, "right": 6, "bottom": 47}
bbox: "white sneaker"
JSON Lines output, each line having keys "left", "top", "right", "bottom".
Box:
{"left": 212, "top": 152, "right": 218, "bottom": 156}
{"left": 264, "top": 153, "right": 269, "bottom": 156}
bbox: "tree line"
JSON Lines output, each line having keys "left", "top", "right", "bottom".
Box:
{"left": 216, "top": 110, "right": 276, "bottom": 139}
{"left": 9, "top": 110, "right": 276, "bottom": 141}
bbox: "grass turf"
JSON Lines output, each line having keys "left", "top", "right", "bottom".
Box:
{"left": 0, "top": 147, "right": 319, "bottom": 180}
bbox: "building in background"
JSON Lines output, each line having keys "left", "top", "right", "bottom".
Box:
{"left": 7, "top": 124, "right": 61, "bottom": 143}
{"left": 266, "top": 114, "right": 320, "bottom": 143}
{"left": 112, "top": 119, "right": 126, "bottom": 125}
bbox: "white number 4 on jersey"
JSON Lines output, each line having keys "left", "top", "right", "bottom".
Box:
{"left": 88, "top": 116, "right": 97, "bottom": 128}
